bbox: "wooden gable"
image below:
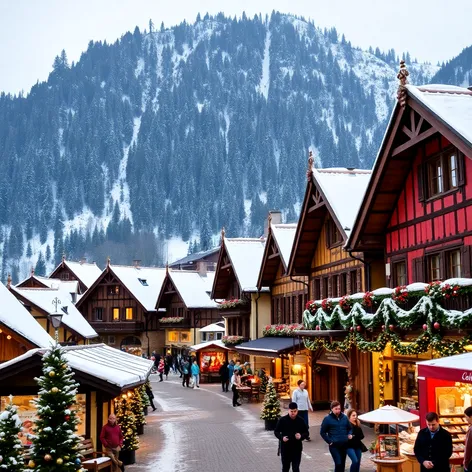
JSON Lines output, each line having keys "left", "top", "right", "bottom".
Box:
{"left": 49, "top": 263, "right": 87, "bottom": 293}
{"left": 211, "top": 240, "right": 239, "bottom": 299}
{"left": 257, "top": 226, "right": 284, "bottom": 289}
{"left": 156, "top": 272, "right": 183, "bottom": 310}
{"left": 348, "top": 90, "right": 472, "bottom": 253}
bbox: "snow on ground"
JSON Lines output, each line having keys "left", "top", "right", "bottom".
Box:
{"left": 257, "top": 29, "right": 271, "bottom": 100}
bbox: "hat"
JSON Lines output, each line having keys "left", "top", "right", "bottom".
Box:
{"left": 288, "top": 402, "right": 298, "bottom": 410}
{"left": 244, "top": 362, "right": 250, "bottom": 365}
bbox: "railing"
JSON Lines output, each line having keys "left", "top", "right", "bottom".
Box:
{"left": 89, "top": 321, "right": 144, "bottom": 332}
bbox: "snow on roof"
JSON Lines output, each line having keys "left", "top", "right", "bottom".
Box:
{"left": 224, "top": 238, "right": 266, "bottom": 292}
{"left": 0, "top": 283, "right": 54, "bottom": 348}
{"left": 406, "top": 84, "right": 472, "bottom": 147}
{"left": 199, "top": 321, "right": 225, "bottom": 333}
{"left": 169, "top": 247, "right": 219, "bottom": 267}
{"left": 17, "top": 275, "right": 80, "bottom": 294}
{"left": 0, "top": 344, "right": 153, "bottom": 389}
{"left": 418, "top": 352, "right": 472, "bottom": 371}
{"left": 271, "top": 223, "right": 297, "bottom": 268}
{"left": 169, "top": 270, "right": 217, "bottom": 309}
{"left": 189, "top": 340, "right": 230, "bottom": 351}
{"left": 111, "top": 265, "right": 166, "bottom": 312}
{"left": 312, "top": 168, "right": 372, "bottom": 237}
{"left": 12, "top": 287, "right": 98, "bottom": 339}
{"left": 64, "top": 261, "right": 102, "bottom": 289}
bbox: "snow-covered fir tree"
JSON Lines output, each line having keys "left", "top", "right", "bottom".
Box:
{"left": 0, "top": 398, "right": 24, "bottom": 472}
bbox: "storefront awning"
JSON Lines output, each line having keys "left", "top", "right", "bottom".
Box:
{"left": 0, "top": 344, "right": 153, "bottom": 397}
{"left": 417, "top": 352, "right": 472, "bottom": 382}
{"left": 235, "top": 337, "right": 302, "bottom": 358}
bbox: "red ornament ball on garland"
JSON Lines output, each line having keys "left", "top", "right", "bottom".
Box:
{"left": 65, "top": 415, "right": 70, "bottom": 421}
{"left": 315, "top": 326, "right": 320, "bottom": 331}
{"left": 423, "top": 324, "right": 428, "bottom": 331}
{"left": 349, "top": 327, "right": 354, "bottom": 332}
{"left": 356, "top": 325, "right": 362, "bottom": 332}
{"left": 434, "top": 322, "right": 440, "bottom": 330}
{"left": 389, "top": 324, "right": 394, "bottom": 331}
{"left": 381, "top": 325, "right": 385, "bottom": 331}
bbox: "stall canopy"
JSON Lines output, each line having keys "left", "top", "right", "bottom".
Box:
{"left": 0, "top": 344, "right": 153, "bottom": 396}
{"left": 359, "top": 406, "right": 419, "bottom": 424}
{"left": 235, "top": 337, "right": 302, "bottom": 358}
{"left": 417, "top": 352, "right": 472, "bottom": 382}
{"left": 190, "top": 340, "right": 230, "bottom": 351}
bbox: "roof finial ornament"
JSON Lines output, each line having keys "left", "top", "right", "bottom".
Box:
{"left": 306, "top": 150, "right": 314, "bottom": 182}
{"left": 6, "top": 273, "right": 11, "bottom": 289}
{"left": 268, "top": 212, "right": 272, "bottom": 223}
{"left": 220, "top": 227, "right": 226, "bottom": 245}
{"left": 107, "top": 256, "right": 111, "bottom": 267}
{"left": 31, "top": 266, "right": 35, "bottom": 276}
{"left": 165, "top": 261, "right": 169, "bottom": 274}
{"left": 397, "top": 60, "right": 410, "bottom": 107}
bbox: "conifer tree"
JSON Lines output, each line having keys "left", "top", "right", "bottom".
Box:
{"left": 29, "top": 345, "right": 81, "bottom": 471}
{"left": 114, "top": 396, "right": 138, "bottom": 452}
{"left": 129, "top": 388, "right": 146, "bottom": 432}
{"left": 0, "top": 397, "right": 24, "bottom": 472}
{"left": 260, "top": 380, "right": 281, "bottom": 421}
{"left": 259, "top": 372, "right": 268, "bottom": 395}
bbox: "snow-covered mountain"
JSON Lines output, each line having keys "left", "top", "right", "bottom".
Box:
{"left": 0, "top": 12, "right": 444, "bottom": 280}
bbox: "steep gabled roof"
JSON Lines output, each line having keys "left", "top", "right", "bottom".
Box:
{"left": 288, "top": 166, "right": 370, "bottom": 276}
{"left": 347, "top": 84, "right": 472, "bottom": 252}
{"left": 17, "top": 274, "right": 80, "bottom": 293}
{"left": 76, "top": 264, "right": 166, "bottom": 313}
{"left": 11, "top": 286, "right": 98, "bottom": 339}
{"left": 211, "top": 237, "right": 267, "bottom": 298}
{"left": 168, "top": 247, "right": 220, "bottom": 267}
{"left": 156, "top": 270, "right": 217, "bottom": 309}
{"left": 0, "top": 282, "right": 54, "bottom": 348}
{"left": 257, "top": 223, "right": 297, "bottom": 289}
{"left": 49, "top": 259, "right": 102, "bottom": 289}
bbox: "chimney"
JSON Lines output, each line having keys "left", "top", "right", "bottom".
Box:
{"left": 264, "top": 210, "right": 282, "bottom": 238}
{"left": 196, "top": 261, "right": 207, "bottom": 277}
{"left": 80, "top": 257, "right": 87, "bottom": 265}
{"left": 133, "top": 259, "right": 141, "bottom": 268}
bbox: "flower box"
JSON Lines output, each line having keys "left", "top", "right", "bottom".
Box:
{"left": 221, "top": 335, "right": 246, "bottom": 346}
{"left": 159, "top": 317, "right": 185, "bottom": 324}
{"left": 217, "top": 298, "right": 248, "bottom": 310}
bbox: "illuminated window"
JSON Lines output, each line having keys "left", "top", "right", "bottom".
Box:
{"left": 180, "top": 331, "right": 191, "bottom": 343}
{"left": 167, "top": 331, "right": 179, "bottom": 342}
{"left": 125, "top": 308, "right": 133, "bottom": 320}
{"left": 112, "top": 308, "right": 120, "bottom": 321}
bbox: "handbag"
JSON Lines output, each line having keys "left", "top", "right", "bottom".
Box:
{"left": 360, "top": 441, "right": 368, "bottom": 453}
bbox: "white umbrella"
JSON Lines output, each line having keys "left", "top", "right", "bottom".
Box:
{"left": 358, "top": 406, "right": 419, "bottom": 424}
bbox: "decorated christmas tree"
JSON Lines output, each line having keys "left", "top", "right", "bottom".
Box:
{"left": 0, "top": 397, "right": 24, "bottom": 472}
{"left": 140, "top": 384, "right": 150, "bottom": 409}
{"left": 259, "top": 373, "right": 268, "bottom": 395}
{"left": 128, "top": 388, "right": 145, "bottom": 432}
{"left": 114, "top": 395, "right": 138, "bottom": 451}
{"left": 260, "top": 379, "right": 281, "bottom": 421}
{"left": 29, "top": 345, "right": 82, "bottom": 471}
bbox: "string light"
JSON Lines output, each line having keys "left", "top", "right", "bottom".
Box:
{"left": 378, "top": 353, "right": 385, "bottom": 407}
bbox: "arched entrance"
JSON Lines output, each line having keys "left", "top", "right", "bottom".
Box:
{"left": 121, "top": 336, "right": 142, "bottom": 356}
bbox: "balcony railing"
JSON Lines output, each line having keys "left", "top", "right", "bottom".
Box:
{"left": 89, "top": 321, "right": 144, "bottom": 333}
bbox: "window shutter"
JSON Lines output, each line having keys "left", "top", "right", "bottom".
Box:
{"left": 462, "top": 245, "right": 471, "bottom": 278}
{"left": 458, "top": 152, "right": 466, "bottom": 187}
{"left": 413, "top": 257, "right": 425, "bottom": 283}
{"left": 417, "top": 165, "right": 425, "bottom": 202}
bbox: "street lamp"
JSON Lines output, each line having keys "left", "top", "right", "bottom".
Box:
{"left": 50, "top": 297, "right": 64, "bottom": 343}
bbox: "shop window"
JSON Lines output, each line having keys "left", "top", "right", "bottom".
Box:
{"left": 125, "top": 307, "right": 134, "bottom": 320}
{"left": 393, "top": 261, "right": 407, "bottom": 286}
{"left": 112, "top": 308, "right": 120, "bottom": 321}
{"left": 429, "top": 254, "right": 441, "bottom": 281}
{"left": 425, "top": 149, "right": 461, "bottom": 199}
{"left": 180, "top": 331, "right": 191, "bottom": 343}
{"left": 93, "top": 307, "right": 103, "bottom": 321}
{"left": 395, "top": 362, "right": 418, "bottom": 408}
{"left": 167, "top": 331, "right": 179, "bottom": 342}
{"left": 448, "top": 249, "right": 461, "bottom": 278}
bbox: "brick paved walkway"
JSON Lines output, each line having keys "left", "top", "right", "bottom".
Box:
{"left": 125, "top": 373, "right": 378, "bottom": 472}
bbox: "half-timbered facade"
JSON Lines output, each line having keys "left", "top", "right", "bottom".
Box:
{"left": 49, "top": 257, "right": 102, "bottom": 294}
{"left": 155, "top": 269, "right": 220, "bottom": 354}
{"left": 347, "top": 80, "right": 472, "bottom": 290}
{"left": 75, "top": 262, "right": 166, "bottom": 355}
{"left": 289, "top": 159, "right": 373, "bottom": 411}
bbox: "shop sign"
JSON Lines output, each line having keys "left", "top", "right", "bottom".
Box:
{"left": 316, "top": 350, "right": 349, "bottom": 368}
{"left": 462, "top": 372, "right": 472, "bottom": 382}
{"left": 293, "top": 354, "right": 307, "bottom": 365}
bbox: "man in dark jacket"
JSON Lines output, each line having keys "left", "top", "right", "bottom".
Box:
{"left": 414, "top": 411, "right": 452, "bottom": 472}
{"left": 274, "top": 402, "right": 309, "bottom": 472}
{"left": 320, "top": 401, "right": 353, "bottom": 472}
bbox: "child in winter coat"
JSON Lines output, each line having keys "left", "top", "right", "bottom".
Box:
{"left": 158, "top": 358, "right": 165, "bottom": 382}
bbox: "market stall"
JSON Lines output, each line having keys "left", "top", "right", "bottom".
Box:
{"left": 359, "top": 406, "right": 419, "bottom": 472}
{"left": 417, "top": 352, "right": 472, "bottom": 468}
{"left": 189, "top": 340, "right": 231, "bottom": 382}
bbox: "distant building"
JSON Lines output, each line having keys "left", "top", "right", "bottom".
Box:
{"left": 168, "top": 247, "right": 219, "bottom": 272}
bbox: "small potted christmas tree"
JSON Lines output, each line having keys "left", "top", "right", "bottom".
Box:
{"left": 129, "top": 388, "right": 146, "bottom": 435}
{"left": 115, "top": 395, "right": 138, "bottom": 465}
{"left": 0, "top": 396, "right": 24, "bottom": 472}
{"left": 260, "top": 379, "right": 281, "bottom": 431}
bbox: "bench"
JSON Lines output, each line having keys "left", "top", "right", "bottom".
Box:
{"left": 78, "top": 438, "right": 112, "bottom": 471}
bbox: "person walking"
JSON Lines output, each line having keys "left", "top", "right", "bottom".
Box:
{"left": 292, "top": 380, "right": 313, "bottom": 441}
{"left": 164, "top": 359, "right": 171, "bottom": 380}
{"left": 320, "top": 401, "right": 353, "bottom": 472}
{"left": 228, "top": 360, "right": 235, "bottom": 382}
{"left": 345, "top": 409, "right": 367, "bottom": 472}
{"left": 274, "top": 402, "right": 309, "bottom": 472}
{"left": 157, "top": 358, "right": 165, "bottom": 382}
{"left": 219, "top": 361, "right": 230, "bottom": 392}
{"left": 100, "top": 414, "right": 124, "bottom": 472}
{"left": 231, "top": 369, "right": 242, "bottom": 407}
{"left": 414, "top": 411, "right": 453, "bottom": 472}
{"left": 145, "top": 383, "right": 156, "bottom": 412}
{"left": 464, "top": 406, "right": 472, "bottom": 472}
{"left": 191, "top": 359, "right": 200, "bottom": 388}
{"left": 181, "top": 358, "right": 190, "bottom": 387}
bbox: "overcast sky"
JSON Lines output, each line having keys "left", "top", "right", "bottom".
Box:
{"left": 1, "top": 0, "right": 471, "bottom": 95}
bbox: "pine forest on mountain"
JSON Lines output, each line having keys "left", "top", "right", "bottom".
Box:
{"left": 0, "top": 11, "right": 470, "bottom": 281}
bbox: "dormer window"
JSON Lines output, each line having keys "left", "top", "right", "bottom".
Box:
{"left": 138, "top": 278, "right": 148, "bottom": 286}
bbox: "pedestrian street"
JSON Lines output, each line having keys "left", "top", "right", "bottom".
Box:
{"left": 126, "top": 373, "right": 376, "bottom": 472}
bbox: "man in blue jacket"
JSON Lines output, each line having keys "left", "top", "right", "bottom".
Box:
{"left": 320, "top": 400, "right": 353, "bottom": 472}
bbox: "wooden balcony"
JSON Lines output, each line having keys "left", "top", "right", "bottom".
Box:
{"left": 89, "top": 321, "right": 144, "bottom": 333}
{"left": 157, "top": 319, "right": 192, "bottom": 329}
